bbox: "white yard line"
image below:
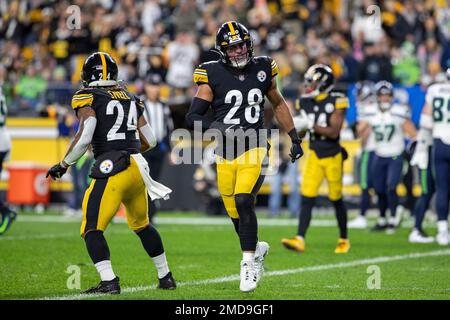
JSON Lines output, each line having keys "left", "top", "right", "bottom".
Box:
{"left": 16, "top": 214, "right": 429, "bottom": 228}
{"left": 40, "top": 248, "right": 450, "bottom": 300}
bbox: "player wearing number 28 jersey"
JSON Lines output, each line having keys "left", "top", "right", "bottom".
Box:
{"left": 186, "top": 21, "right": 303, "bottom": 293}
{"left": 46, "top": 52, "right": 176, "bottom": 294}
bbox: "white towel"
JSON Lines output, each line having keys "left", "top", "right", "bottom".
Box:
{"left": 131, "top": 153, "right": 172, "bottom": 201}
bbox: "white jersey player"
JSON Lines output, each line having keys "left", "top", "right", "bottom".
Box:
{"left": 411, "top": 68, "right": 450, "bottom": 245}
{"left": 0, "top": 86, "right": 16, "bottom": 235}
{"left": 349, "top": 81, "right": 376, "bottom": 229}
{"left": 358, "top": 81, "right": 416, "bottom": 233}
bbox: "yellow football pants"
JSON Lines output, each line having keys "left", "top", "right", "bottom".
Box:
{"left": 216, "top": 147, "right": 267, "bottom": 219}
{"left": 301, "top": 150, "right": 343, "bottom": 201}
{"left": 80, "top": 157, "right": 149, "bottom": 236}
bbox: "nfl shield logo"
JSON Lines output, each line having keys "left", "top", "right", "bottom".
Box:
{"left": 239, "top": 74, "right": 245, "bottom": 81}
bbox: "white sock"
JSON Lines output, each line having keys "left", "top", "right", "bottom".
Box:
{"left": 437, "top": 220, "right": 448, "bottom": 233}
{"left": 242, "top": 252, "right": 255, "bottom": 262}
{"left": 378, "top": 217, "right": 387, "bottom": 225}
{"left": 295, "top": 235, "right": 304, "bottom": 241}
{"left": 152, "top": 252, "right": 170, "bottom": 279}
{"left": 95, "top": 260, "right": 116, "bottom": 281}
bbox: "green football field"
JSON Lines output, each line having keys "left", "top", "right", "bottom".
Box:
{"left": 1, "top": 211, "right": 449, "bottom": 300}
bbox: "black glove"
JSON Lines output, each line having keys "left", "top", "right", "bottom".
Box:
{"left": 288, "top": 128, "right": 304, "bottom": 162}
{"left": 46, "top": 163, "right": 68, "bottom": 180}
{"left": 289, "top": 140, "right": 304, "bottom": 163}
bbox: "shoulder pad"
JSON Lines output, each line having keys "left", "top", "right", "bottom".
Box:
{"left": 254, "top": 56, "right": 278, "bottom": 77}
{"left": 71, "top": 89, "right": 94, "bottom": 110}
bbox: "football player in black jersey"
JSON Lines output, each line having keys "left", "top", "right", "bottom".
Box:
{"left": 186, "top": 21, "right": 304, "bottom": 292}
{"left": 47, "top": 52, "right": 176, "bottom": 294}
{"left": 282, "top": 64, "right": 351, "bottom": 254}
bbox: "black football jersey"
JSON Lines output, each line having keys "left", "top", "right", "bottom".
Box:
{"left": 297, "top": 91, "right": 349, "bottom": 158}
{"left": 71, "top": 86, "right": 144, "bottom": 159}
{"left": 193, "top": 56, "right": 278, "bottom": 158}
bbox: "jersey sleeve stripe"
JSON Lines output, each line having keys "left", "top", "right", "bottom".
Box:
{"left": 194, "top": 71, "right": 208, "bottom": 76}
{"left": 271, "top": 60, "right": 279, "bottom": 77}
{"left": 335, "top": 97, "right": 349, "bottom": 109}
{"left": 71, "top": 95, "right": 93, "bottom": 109}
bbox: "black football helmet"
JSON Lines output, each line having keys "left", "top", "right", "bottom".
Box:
{"left": 82, "top": 52, "right": 118, "bottom": 87}
{"left": 303, "top": 64, "right": 334, "bottom": 98}
{"left": 215, "top": 21, "right": 253, "bottom": 68}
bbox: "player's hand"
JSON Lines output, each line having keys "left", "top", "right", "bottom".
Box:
{"left": 289, "top": 140, "right": 304, "bottom": 162}
{"left": 46, "top": 162, "right": 68, "bottom": 180}
{"left": 293, "top": 110, "right": 314, "bottom": 132}
{"left": 410, "top": 148, "right": 429, "bottom": 170}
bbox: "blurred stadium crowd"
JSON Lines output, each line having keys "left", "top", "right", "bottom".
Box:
{"left": 1, "top": 0, "right": 449, "bottom": 118}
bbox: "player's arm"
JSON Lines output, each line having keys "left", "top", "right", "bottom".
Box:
{"left": 185, "top": 84, "right": 213, "bottom": 131}
{"left": 410, "top": 102, "right": 432, "bottom": 169}
{"left": 402, "top": 119, "right": 417, "bottom": 138}
{"left": 46, "top": 107, "right": 97, "bottom": 180}
{"left": 313, "top": 108, "right": 346, "bottom": 139}
{"left": 266, "top": 78, "right": 304, "bottom": 161}
{"left": 356, "top": 120, "right": 371, "bottom": 144}
{"left": 138, "top": 115, "right": 157, "bottom": 153}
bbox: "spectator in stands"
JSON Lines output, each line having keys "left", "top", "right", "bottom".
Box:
{"left": 357, "top": 41, "right": 393, "bottom": 82}
{"left": 14, "top": 65, "right": 47, "bottom": 115}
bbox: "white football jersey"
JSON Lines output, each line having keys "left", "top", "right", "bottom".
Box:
{"left": 0, "top": 87, "right": 11, "bottom": 152}
{"left": 369, "top": 103, "right": 410, "bottom": 157}
{"left": 425, "top": 82, "right": 450, "bottom": 145}
{"left": 357, "top": 99, "right": 377, "bottom": 151}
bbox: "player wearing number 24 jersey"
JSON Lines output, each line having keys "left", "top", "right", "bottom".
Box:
{"left": 186, "top": 21, "right": 303, "bottom": 293}
{"left": 46, "top": 52, "right": 176, "bottom": 294}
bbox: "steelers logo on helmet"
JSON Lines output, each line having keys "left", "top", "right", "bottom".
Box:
{"left": 100, "top": 159, "right": 114, "bottom": 174}
{"left": 257, "top": 70, "right": 266, "bottom": 82}
{"left": 216, "top": 21, "right": 254, "bottom": 69}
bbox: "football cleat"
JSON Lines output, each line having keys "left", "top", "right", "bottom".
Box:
{"left": 334, "top": 238, "right": 351, "bottom": 254}
{"left": 386, "top": 223, "right": 396, "bottom": 235}
{"left": 81, "top": 277, "right": 121, "bottom": 295}
{"left": 281, "top": 236, "right": 305, "bottom": 253}
{"left": 0, "top": 209, "right": 17, "bottom": 236}
{"left": 254, "top": 241, "right": 269, "bottom": 284}
{"left": 371, "top": 222, "right": 387, "bottom": 232}
{"left": 158, "top": 272, "right": 177, "bottom": 290}
{"left": 436, "top": 231, "right": 450, "bottom": 246}
{"left": 240, "top": 260, "right": 257, "bottom": 293}
{"left": 408, "top": 229, "right": 434, "bottom": 244}
{"left": 348, "top": 216, "right": 367, "bottom": 229}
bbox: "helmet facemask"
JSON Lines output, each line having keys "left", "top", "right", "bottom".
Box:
{"left": 224, "top": 42, "right": 251, "bottom": 69}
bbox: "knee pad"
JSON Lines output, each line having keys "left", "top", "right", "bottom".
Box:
{"left": 235, "top": 193, "right": 255, "bottom": 211}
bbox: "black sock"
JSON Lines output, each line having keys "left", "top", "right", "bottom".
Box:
{"left": 231, "top": 218, "right": 240, "bottom": 236}
{"left": 378, "top": 192, "right": 388, "bottom": 219}
{"left": 297, "top": 196, "right": 315, "bottom": 238}
{"left": 84, "top": 230, "right": 110, "bottom": 264}
{"left": 332, "top": 198, "right": 348, "bottom": 239}
{"left": 136, "top": 224, "right": 164, "bottom": 258}
{"left": 235, "top": 193, "right": 258, "bottom": 251}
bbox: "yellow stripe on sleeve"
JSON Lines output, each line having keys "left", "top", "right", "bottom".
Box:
{"left": 71, "top": 94, "right": 93, "bottom": 110}
{"left": 271, "top": 60, "right": 279, "bottom": 77}
{"left": 335, "top": 97, "right": 349, "bottom": 109}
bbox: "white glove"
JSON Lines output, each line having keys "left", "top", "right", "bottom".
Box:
{"left": 410, "top": 142, "right": 429, "bottom": 170}
{"left": 293, "top": 110, "right": 314, "bottom": 132}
